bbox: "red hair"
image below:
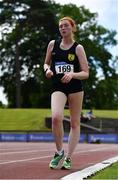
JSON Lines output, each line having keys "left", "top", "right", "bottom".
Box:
{"left": 59, "top": 16, "right": 77, "bottom": 33}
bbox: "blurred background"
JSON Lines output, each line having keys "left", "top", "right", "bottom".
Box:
{"left": 0, "top": 0, "right": 118, "bottom": 109}
{"left": 0, "top": 3, "right": 117, "bottom": 179}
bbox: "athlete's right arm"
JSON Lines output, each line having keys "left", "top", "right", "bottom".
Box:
{"left": 44, "top": 40, "right": 55, "bottom": 78}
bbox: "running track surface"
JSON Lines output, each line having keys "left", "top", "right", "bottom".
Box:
{"left": 0, "top": 142, "right": 118, "bottom": 179}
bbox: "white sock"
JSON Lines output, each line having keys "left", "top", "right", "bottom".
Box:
{"left": 57, "top": 149, "right": 63, "bottom": 155}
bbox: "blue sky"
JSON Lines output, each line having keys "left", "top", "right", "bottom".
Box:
{"left": 55, "top": 0, "right": 118, "bottom": 31}
{"left": 0, "top": 0, "right": 118, "bottom": 105}
{"left": 55, "top": 0, "right": 118, "bottom": 54}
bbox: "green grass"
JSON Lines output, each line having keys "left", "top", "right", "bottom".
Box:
{"left": 0, "top": 109, "right": 50, "bottom": 131}
{"left": 0, "top": 108, "right": 117, "bottom": 179}
{"left": 89, "top": 162, "right": 118, "bottom": 179}
{"left": 0, "top": 108, "right": 69, "bottom": 131}
{"left": 91, "top": 110, "right": 118, "bottom": 119}
{"left": 0, "top": 108, "right": 118, "bottom": 131}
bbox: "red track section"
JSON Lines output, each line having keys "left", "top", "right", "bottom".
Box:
{"left": 0, "top": 142, "right": 118, "bottom": 179}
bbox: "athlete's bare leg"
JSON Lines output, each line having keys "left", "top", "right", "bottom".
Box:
{"left": 67, "top": 91, "right": 84, "bottom": 158}
{"left": 51, "top": 91, "right": 67, "bottom": 151}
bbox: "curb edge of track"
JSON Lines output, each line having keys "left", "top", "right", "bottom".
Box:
{"left": 61, "top": 156, "right": 118, "bottom": 180}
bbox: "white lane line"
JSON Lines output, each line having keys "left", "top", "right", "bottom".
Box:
{"left": 0, "top": 150, "right": 40, "bottom": 155}
{"left": 61, "top": 156, "right": 118, "bottom": 180}
{"left": 0, "top": 146, "right": 117, "bottom": 165}
{"left": 0, "top": 147, "right": 53, "bottom": 151}
{"left": 0, "top": 155, "right": 52, "bottom": 165}
{"left": 1, "top": 144, "right": 117, "bottom": 153}
{"left": 0, "top": 146, "right": 109, "bottom": 156}
{"left": 75, "top": 146, "right": 118, "bottom": 155}
{"left": 0, "top": 148, "right": 103, "bottom": 165}
{"left": 0, "top": 149, "right": 52, "bottom": 155}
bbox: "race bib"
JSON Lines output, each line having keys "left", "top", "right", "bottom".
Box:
{"left": 55, "top": 62, "right": 74, "bottom": 74}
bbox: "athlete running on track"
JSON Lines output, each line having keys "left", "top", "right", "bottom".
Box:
{"left": 44, "top": 16, "right": 89, "bottom": 169}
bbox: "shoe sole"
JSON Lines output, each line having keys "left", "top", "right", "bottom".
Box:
{"left": 49, "top": 155, "right": 65, "bottom": 169}
{"left": 61, "top": 166, "right": 71, "bottom": 170}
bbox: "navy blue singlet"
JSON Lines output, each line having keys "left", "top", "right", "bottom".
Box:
{"left": 50, "top": 40, "right": 83, "bottom": 96}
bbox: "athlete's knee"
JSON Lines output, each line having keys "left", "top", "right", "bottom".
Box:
{"left": 70, "top": 119, "right": 80, "bottom": 129}
{"left": 52, "top": 113, "right": 63, "bottom": 126}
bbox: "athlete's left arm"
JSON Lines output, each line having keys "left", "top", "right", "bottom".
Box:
{"left": 61, "top": 45, "right": 89, "bottom": 83}
{"left": 74, "top": 44, "right": 89, "bottom": 80}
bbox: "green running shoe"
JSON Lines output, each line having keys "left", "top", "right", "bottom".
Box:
{"left": 61, "top": 157, "right": 71, "bottom": 170}
{"left": 49, "top": 150, "right": 64, "bottom": 169}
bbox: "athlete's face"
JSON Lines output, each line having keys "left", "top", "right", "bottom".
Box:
{"left": 59, "top": 20, "right": 73, "bottom": 37}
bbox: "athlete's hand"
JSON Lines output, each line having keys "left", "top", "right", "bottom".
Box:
{"left": 61, "top": 72, "right": 73, "bottom": 83}
{"left": 46, "top": 69, "right": 53, "bottom": 78}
